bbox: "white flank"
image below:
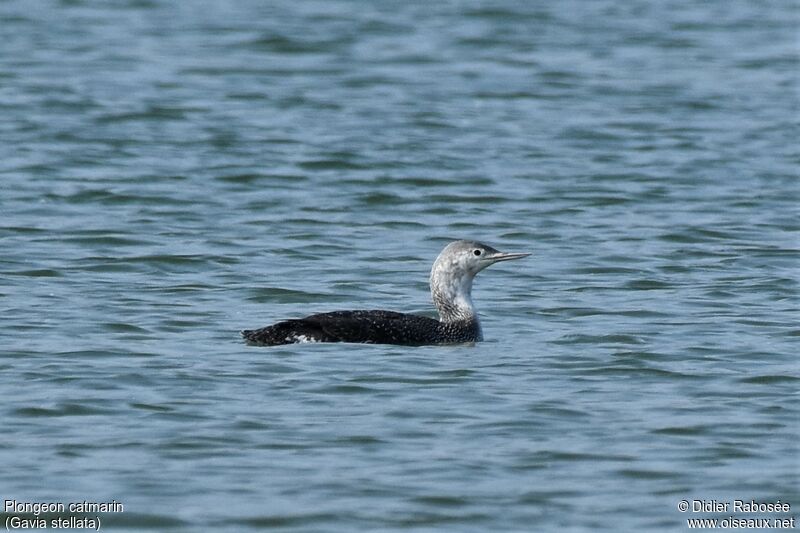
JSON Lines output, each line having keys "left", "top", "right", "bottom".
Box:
{"left": 290, "top": 334, "right": 319, "bottom": 343}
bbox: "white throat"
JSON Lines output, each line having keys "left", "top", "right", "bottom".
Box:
{"left": 430, "top": 260, "right": 478, "bottom": 323}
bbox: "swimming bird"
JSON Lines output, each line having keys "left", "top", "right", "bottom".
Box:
{"left": 241, "top": 240, "right": 529, "bottom": 346}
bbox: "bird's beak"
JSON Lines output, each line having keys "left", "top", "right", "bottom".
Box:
{"left": 486, "top": 251, "right": 531, "bottom": 263}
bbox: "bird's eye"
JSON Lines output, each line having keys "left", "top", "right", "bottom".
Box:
{"left": 473, "top": 249, "right": 482, "bottom": 256}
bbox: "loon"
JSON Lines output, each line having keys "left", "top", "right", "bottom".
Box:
{"left": 241, "top": 240, "right": 529, "bottom": 346}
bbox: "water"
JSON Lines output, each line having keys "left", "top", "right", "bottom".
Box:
{"left": 1, "top": 0, "right": 798, "bottom": 531}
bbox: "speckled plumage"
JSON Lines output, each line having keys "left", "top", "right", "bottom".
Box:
{"left": 241, "top": 310, "right": 480, "bottom": 346}
{"left": 241, "top": 240, "right": 529, "bottom": 346}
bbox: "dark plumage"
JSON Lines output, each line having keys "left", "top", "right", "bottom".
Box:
{"left": 241, "top": 240, "right": 529, "bottom": 346}
{"left": 241, "top": 310, "right": 480, "bottom": 346}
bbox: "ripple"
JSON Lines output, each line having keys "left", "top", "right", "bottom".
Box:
{"left": 245, "top": 287, "right": 347, "bottom": 303}
{"left": 235, "top": 513, "right": 345, "bottom": 528}
{"left": 651, "top": 425, "right": 713, "bottom": 436}
{"left": 623, "top": 279, "right": 673, "bottom": 290}
{"left": 617, "top": 468, "right": 682, "bottom": 480}
{"left": 308, "top": 384, "right": 378, "bottom": 394}
{"left": 5, "top": 268, "right": 62, "bottom": 277}
{"left": 554, "top": 333, "right": 646, "bottom": 345}
{"left": 13, "top": 402, "right": 117, "bottom": 417}
{"left": 739, "top": 375, "right": 799, "bottom": 385}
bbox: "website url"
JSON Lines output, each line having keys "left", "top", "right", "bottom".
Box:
{"left": 688, "top": 517, "right": 796, "bottom": 529}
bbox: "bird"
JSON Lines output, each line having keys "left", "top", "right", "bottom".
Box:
{"left": 241, "top": 240, "right": 529, "bottom": 346}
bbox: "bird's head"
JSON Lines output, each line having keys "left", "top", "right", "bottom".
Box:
{"left": 429, "top": 240, "right": 530, "bottom": 322}
{"left": 432, "top": 240, "right": 530, "bottom": 279}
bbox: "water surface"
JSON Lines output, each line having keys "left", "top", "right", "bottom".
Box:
{"left": 1, "top": 0, "right": 797, "bottom": 531}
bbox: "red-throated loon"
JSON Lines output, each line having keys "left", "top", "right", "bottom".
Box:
{"left": 241, "top": 240, "right": 529, "bottom": 346}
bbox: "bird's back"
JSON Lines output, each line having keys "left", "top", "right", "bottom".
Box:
{"left": 241, "top": 310, "right": 480, "bottom": 346}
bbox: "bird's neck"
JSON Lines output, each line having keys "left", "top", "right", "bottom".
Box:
{"left": 430, "top": 271, "right": 478, "bottom": 323}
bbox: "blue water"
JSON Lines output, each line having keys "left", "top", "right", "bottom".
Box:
{"left": 1, "top": 0, "right": 798, "bottom": 531}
